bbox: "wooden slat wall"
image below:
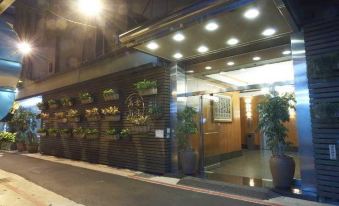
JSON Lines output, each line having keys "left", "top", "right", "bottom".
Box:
{"left": 305, "top": 17, "right": 339, "bottom": 201}
{"left": 40, "top": 65, "right": 171, "bottom": 174}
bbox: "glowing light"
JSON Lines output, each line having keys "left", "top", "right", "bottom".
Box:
{"left": 282, "top": 50, "right": 291, "bottom": 55}
{"left": 244, "top": 8, "right": 260, "bottom": 19}
{"left": 227, "top": 61, "right": 235, "bottom": 66}
{"left": 17, "top": 41, "right": 32, "bottom": 55}
{"left": 172, "top": 33, "right": 185, "bottom": 42}
{"left": 262, "top": 28, "right": 276, "bottom": 36}
{"left": 205, "top": 66, "right": 212, "bottom": 70}
{"left": 146, "top": 42, "right": 159, "bottom": 50}
{"left": 227, "top": 38, "right": 239, "bottom": 46}
{"left": 249, "top": 179, "right": 255, "bottom": 187}
{"left": 205, "top": 22, "right": 219, "bottom": 31}
{"left": 186, "top": 70, "right": 194, "bottom": 73}
{"left": 197, "top": 45, "right": 209, "bottom": 53}
{"left": 173, "top": 53, "right": 183, "bottom": 59}
{"left": 253, "top": 56, "right": 261, "bottom": 61}
{"left": 78, "top": 0, "right": 103, "bottom": 16}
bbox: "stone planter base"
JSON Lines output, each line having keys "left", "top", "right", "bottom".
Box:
{"left": 138, "top": 88, "right": 157, "bottom": 96}
{"left": 103, "top": 94, "right": 119, "bottom": 101}
{"left": 80, "top": 98, "right": 93, "bottom": 104}
{"left": 86, "top": 116, "right": 101, "bottom": 122}
{"left": 131, "top": 125, "right": 151, "bottom": 134}
{"left": 104, "top": 115, "right": 120, "bottom": 121}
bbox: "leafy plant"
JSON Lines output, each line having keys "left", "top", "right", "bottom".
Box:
{"left": 37, "top": 102, "right": 46, "bottom": 110}
{"left": 105, "top": 128, "right": 120, "bottom": 136}
{"left": 148, "top": 104, "right": 162, "bottom": 117}
{"left": 127, "top": 114, "right": 150, "bottom": 125}
{"left": 176, "top": 107, "right": 198, "bottom": 151}
{"left": 0, "top": 132, "right": 16, "bottom": 143}
{"left": 73, "top": 127, "right": 85, "bottom": 135}
{"left": 85, "top": 128, "right": 99, "bottom": 135}
{"left": 54, "top": 112, "right": 65, "bottom": 119}
{"left": 257, "top": 92, "right": 295, "bottom": 156}
{"left": 60, "top": 97, "right": 73, "bottom": 107}
{"left": 37, "top": 128, "right": 47, "bottom": 133}
{"left": 120, "top": 129, "right": 130, "bottom": 138}
{"left": 48, "top": 99, "right": 58, "bottom": 106}
{"left": 101, "top": 106, "right": 120, "bottom": 116}
{"left": 103, "top": 89, "right": 116, "bottom": 96}
{"left": 48, "top": 128, "right": 58, "bottom": 135}
{"left": 9, "top": 107, "right": 37, "bottom": 143}
{"left": 40, "top": 113, "right": 50, "bottom": 119}
{"left": 66, "top": 109, "right": 79, "bottom": 118}
{"left": 134, "top": 79, "right": 157, "bottom": 90}
{"left": 60, "top": 129, "right": 71, "bottom": 134}
{"left": 85, "top": 108, "right": 100, "bottom": 117}
{"left": 79, "top": 92, "right": 92, "bottom": 100}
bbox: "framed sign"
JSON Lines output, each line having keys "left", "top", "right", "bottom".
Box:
{"left": 212, "top": 94, "right": 232, "bottom": 122}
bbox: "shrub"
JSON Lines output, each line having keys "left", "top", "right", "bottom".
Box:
{"left": 134, "top": 80, "right": 157, "bottom": 90}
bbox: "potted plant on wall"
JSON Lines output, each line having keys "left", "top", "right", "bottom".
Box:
{"left": 104, "top": 128, "right": 120, "bottom": 140}
{"left": 79, "top": 92, "right": 93, "bottom": 104}
{"left": 39, "top": 112, "right": 50, "bottom": 123}
{"left": 85, "top": 128, "right": 99, "bottom": 139}
{"left": 66, "top": 109, "right": 80, "bottom": 122}
{"left": 37, "top": 128, "right": 47, "bottom": 137}
{"left": 37, "top": 102, "right": 47, "bottom": 110}
{"left": 54, "top": 112, "right": 67, "bottom": 123}
{"left": 176, "top": 106, "right": 198, "bottom": 175}
{"left": 9, "top": 107, "right": 37, "bottom": 152}
{"left": 0, "top": 131, "right": 16, "bottom": 151}
{"left": 103, "top": 89, "right": 119, "bottom": 101}
{"left": 257, "top": 91, "right": 296, "bottom": 189}
{"left": 48, "top": 99, "right": 59, "bottom": 109}
{"left": 120, "top": 129, "right": 130, "bottom": 140}
{"left": 127, "top": 114, "right": 150, "bottom": 133}
{"left": 148, "top": 103, "right": 162, "bottom": 119}
{"left": 101, "top": 106, "right": 120, "bottom": 121}
{"left": 73, "top": 127, "right": 85, "bottom": 138}
{"left": 60, "top": 129, "right": 72, "bottom": 138}
{"left": 48, "top": 128, "right": 58, "bottom": 137}
{"left": 134, "top": 79, "right": 157, "bottom": 96}
{"left": 60, "top": 97, "right": 73, "bottom": 107}
{"left": 26, "top": 131, "right": 39, "bottom": 153}
{"left": 85, "top": 107, "right": 100, "bottom": 121}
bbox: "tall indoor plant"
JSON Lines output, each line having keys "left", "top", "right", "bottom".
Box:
{"left": 176, "top": 106, "right": 198, "bottom": 175}
{"left": 257, "top": 91, "right": 295, "bottom": 188}
{"left": 9, "top": 107, "right": 37, "bottom": 152}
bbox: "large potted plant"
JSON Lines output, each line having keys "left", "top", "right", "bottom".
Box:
{"left": 26, "top": 130, "right": 39, "bottom": 153}
{"left": 0, "top": 131, "right": 16, "bottom": 150}
{"left": 9, "top": 107, "right": 37, "bottom": 152}
{"left": 79, "top": 92, "right": 93, "bottom": 104}
{"left": 257, "top": 92, "right": 296, "bottom": 189}
{"left": 176, "top": 106, "right": 198, "bottom": 175}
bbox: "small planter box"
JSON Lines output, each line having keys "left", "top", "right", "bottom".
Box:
{"left": 80, "top": 98, "right": 93, "bottom": 104}
{"left": 102, "top": 135, "right": 120, "bottom": 141}
{"left": 86, "top": 134, "right": 99, "bottom": 140}
{"left": 68, "top": 117, "right": 81, "bottom": 123}
{"left": 74, "top": 133, "right": 85, "bottom": 139}
{"left": 49, "top": 133, "right": 58, "bottom": 137}
{"left": 138, "top": 88, "right": 157, "bottom": 96}
{"left": 57, "top": 118, "right": 68, "bottom": 123}
{"left": 131, "top": 125, "right": 151, "bottom": 134}
{"left": 86, "top": 116, "right": 101, "bottom": 122}
{"left": 49, "top": 104, "right": 59, "bottom": 109}
{"left": 103, "top": 115, "right": 120, "bottom": 121}
{"left": 60, "top": 133, "right": 72, "bottom": 138}
{"left": 37, "top": 132, "right": 47, "bottom": 137}
{"left": 103, "top": 93, "right": 119, "bottom": 101}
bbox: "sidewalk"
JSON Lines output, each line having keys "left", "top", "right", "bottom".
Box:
{"left": 0, "top": 151, "right": 331, "bottom": 206}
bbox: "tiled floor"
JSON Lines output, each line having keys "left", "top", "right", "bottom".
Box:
{"left": 206, "top": 149, "right": 301, "bottom": 188}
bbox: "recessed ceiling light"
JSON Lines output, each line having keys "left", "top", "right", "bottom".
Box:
{"left": 205, "top": 66, "right": 212, "bottom": 70}
{"left": 173, "top": 53, "right": 183, "bottom": 59}
{"left": 187, "top": 70, "right": 194, "bottom": 73}
{"left": 253, "top": 56, "right": 261, "bottom": 61}
{"left": 205, "top": 22, "right": 219, "bottom": 31}
{"left": 227, "top": 61, "right": 235, "bottom": 66}
{"left": 227, "top": 38, "right": 239, "bottom": 46}
{"left": 262, "top": 28, "right": 276, "bottom": 36}
{"left": 244, "top": 8, "right": 260, "bottom": 19}
{"left": 172, "top": 33, "right": 185, "bottom": 42}
{"left": 282, "top": 50, "right": 291, "bottom": 55}
{"left": 146, "top": 42, "right": 159, "bottom": 50}
{"left": 197, "top": 45, "right": 209, "bottom": 53}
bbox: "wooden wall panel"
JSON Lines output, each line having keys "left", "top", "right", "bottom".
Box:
{"left": 304, "top": 17, "right": 339, "bottom": 201}
{"left": 39, "top": 65, "right": 171, "bottom": 174}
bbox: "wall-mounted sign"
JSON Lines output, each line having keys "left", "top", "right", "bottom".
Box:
{"left": 212, "top": 94, "right": 232, "bottom": 122}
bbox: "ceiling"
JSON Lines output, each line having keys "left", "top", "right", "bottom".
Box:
{"left": 134, "top": 0, "right": 293, "bottom": 62}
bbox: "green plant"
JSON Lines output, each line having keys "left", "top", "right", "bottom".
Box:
{"left": 148, "top": 104, "right": 162, "bottom": 117}
{"left": 66, "top": 109, "right": 79, "bottom": 118}
{"left": 103, "top": 89, "right": 116, "bottom": 96}
{"left": 60, "top": 97, "right": 73, "bottom": 107}
{"left": 73, "top": 127, "right": 85, "bottom": 135}
{"left": 0, "top": 132, "right": 16, "bottom": 143}
{"left": 48, "top": 128, "right": 58, "bottom": 135}
{"left": 54, "top": 112, "right": 65, "bottom": 119}
{"left": 85, "top": 128, "right": 99, "bottom": 135}
{"left": 37, "top": 128, "right": 47, "bottom": 133}
{"left": 176, "top": 107, "right": 198, "bottom": 151}
{"left": 257, "top": 92, "right": 295, "bottom": 156}
{"left": 9, "top": 107, "right": 37, "bottom": 143}
{"left": 37, "top": 102, "right": 46, "bottom": 109}
{"left": 60, "top": 129, "right": 71, "bottom": 134}
{"left": 39, "top": 113, "right": 49, "bottom": 119}
{"left": 105, "top": 128, "right": 120, "bottom": 136}
{"left": 120, "top": 129, "right": 130, "bottom": 138}
{"left": 79, "top": 92, "right": 92, "bottom": 100}
{"left": 47, "top": 99, "right": 57, "bottom": 106}
{"left": 101, "top": 106, "right": 120, "bottom": 116}
{"left": 134, "top": 79, "right": 157, "bottom": 90}
{"left": 127, "top": 114, "right": 150, "bottom": 125}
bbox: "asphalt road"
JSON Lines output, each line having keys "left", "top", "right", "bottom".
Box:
{"left": 0, "top": 153, "right": 271, "bottom": 206}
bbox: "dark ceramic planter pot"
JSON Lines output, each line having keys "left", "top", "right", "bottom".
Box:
{"left": 270, "top": 155, "right": 295, "bottom": 189}
{"left": 16, "top": 142, "right": 26, "bottom": 152}
{"left": 27, "top": 144, "right": 39, "bottom": 153}
{"left": 181, "top": 150, "right": 197, "bottom": 175}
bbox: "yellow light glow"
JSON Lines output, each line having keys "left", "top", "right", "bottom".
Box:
{"left": 245, "top": 97, "right": 252, "bottom": 104}
{"left": 17, "top": 41, "right": 32, "bottom": 55}
{"left": 78, "top": 0, "right": 103, "bottom": 16}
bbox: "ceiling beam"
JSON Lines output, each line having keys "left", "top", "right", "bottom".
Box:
{"left": 0, "top": 0, "right": 15, "bottom": 15}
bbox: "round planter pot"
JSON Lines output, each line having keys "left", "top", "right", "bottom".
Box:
{"left": 270, "top": 155, "right": 295, "bottom": 189}
{"left": 27, "top": 144, "right": 39, "bottom": 153}
{"left": 181, "top": 150, "right": 197, "bottom": 175}
{"left": 16, "top": 142, "right": 26, "bottom": 152}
